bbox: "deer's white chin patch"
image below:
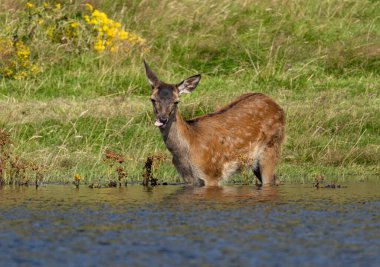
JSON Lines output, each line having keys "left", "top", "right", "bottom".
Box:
{"left": 154, "top": 120, "right": 164, "bottom": 127}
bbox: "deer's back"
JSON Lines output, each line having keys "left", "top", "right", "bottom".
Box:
{"left": 185, "top": 93, "right": 285, "bottom": 182}
{"left": 187, "top": 93, "right": 285, "bottom": 142}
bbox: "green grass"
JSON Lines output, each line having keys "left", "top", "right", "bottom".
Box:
{"left": 0, "top": 0, "right": 379, "bottom": 185}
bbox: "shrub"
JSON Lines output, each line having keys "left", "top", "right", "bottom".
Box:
{"left": 0, "top": 1, "right": 146, "bottom": 79}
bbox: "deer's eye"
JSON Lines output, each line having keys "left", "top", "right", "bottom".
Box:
{"left": 174, "top": 100, "right": 180, "bottom": 105}
{"left": 150, "top": 98, "right": 156, "bottom": 103}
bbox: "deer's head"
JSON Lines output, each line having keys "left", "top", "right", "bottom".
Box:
{"left": 144, "top": 60, "right": 201, "bottom": 129}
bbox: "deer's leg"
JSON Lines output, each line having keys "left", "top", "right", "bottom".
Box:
{"left": 253, "top": 163, "right": 262, "bottom": 184}
{"left": 195, "top": 178, "right": 205, "bottom": 187}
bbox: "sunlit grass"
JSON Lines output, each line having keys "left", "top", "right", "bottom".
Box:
{"left": 0, "top": 0, "right": 379, "bottom": 184}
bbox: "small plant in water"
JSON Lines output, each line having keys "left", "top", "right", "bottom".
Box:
{"left": 73, "top": 173, "right": 81, "bottom": 189}
{"left": 0, "top": 130, "right": 11, "bottom": 186}
{"left": 10, "top": 157, "right": 30, "bottom": 186}
{"left": 116, "top": 166, "right": 128, "bottom": 187}
{"left": 35, "top": 168, "right": 44, "bottom": 189}
{"left": 0, "top": 129, "right": 42, "bottom": 186}
{"left": 103, "top": 150, "right": 128, "bottom": 187}
{"left": 314, "top": 174, "right": 347, "bottom": 189}
{"left": 142, "top": 153, "right": 166, "bottom": 186}
{"left": 314, "top": 174, "right": 325, "bottom": 189}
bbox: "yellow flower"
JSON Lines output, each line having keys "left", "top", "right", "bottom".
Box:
{"left": 89, "top": 18, "right": 98, "bottom": 25}
{"left": 102, "top": 25, "right": 109, "bottom": 32}
{"left": 14, "top": 71, "right": 28, "bottom": 80}
{"left": 21, "top": 60, "right": 30, "bottom": 67}
{"left": 31, "top": 65, "right": 40, "bottom": 74}
{"left": 38, "top": 19, "right": 44, "bottom": 25}
{"left": 85, "top": 3, "right": 93, "bottom": 11}
{"left": 94, "top": 45, "right": 105, "bottom": 52}
{"left": 10, "top": 60, "right": 17, "bottom": 68}
{"left": 74, "top": 174, "right": 81, "bottom": 181}
{"left": 55, "top": 3, "right": 61, "bottom": 10}
{"left": 43, "top": 2, "right": 49, "bottom": 8}
{"left": 94, "top": 40, "right": 105, "bottom": 52}
{"left": 92, "top": 10, "right": 101, "bottom": 17}
{"left": 15, "top": 41, "right": 31, "bottom": 60}
{"left": 1, "top": 67, "right": 14, "bottom": 77}
{"left": 83, "top": 8, "right": 145, "bottom": 52}
{"left": 120, "top": 31, "right": 129, "bottom": 40}
{"left": 71, "top": 22, "right": 79, "bottom": 28}
{"left": 26, "top": 2, "right": 34, "bottom": 8}
{"left": 107, "top": 28, "right": 116, "bottom": 38}
{"left": 98, "top": 12, "right": 107, "bottom": 20}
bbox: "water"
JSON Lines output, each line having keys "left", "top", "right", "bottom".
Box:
{"left": 0, "top": 182, "right": 379, "bottom": 267}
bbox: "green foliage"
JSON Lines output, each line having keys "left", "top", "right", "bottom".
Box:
{"left": 0, "top": 1, "right": 146, "bottom": 80}
{"left": 0, "top": 0, "right": 379, "bottom": 183}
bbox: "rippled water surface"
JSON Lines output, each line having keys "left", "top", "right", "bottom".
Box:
{"left": 1, "top": 181, "right": 380, "bottom": 267}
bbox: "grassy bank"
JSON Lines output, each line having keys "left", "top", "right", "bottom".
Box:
{"left": 0, "top": 0, "right": 379, "bottom": 185}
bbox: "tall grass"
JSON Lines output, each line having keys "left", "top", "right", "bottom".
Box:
{"left": 0, "top": 0, "right": 379, "bottom": 184}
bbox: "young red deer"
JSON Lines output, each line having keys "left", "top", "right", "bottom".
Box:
{"left": 144, "top": 61, "right": 285, "bottom": 186}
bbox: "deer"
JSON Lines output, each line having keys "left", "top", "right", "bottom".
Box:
{"left": 144, "top": 61, "right": 285, "bottom": 187}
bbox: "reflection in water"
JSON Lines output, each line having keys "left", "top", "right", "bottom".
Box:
{"left": 0, "top": 182, "right": 379, "bottom": 267}
{"left": 165, "top": 185, "right": 279, "bottom": 204}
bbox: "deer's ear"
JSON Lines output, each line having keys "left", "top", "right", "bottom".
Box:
{"left": 177, "top": 74, "right": 201, "bottom": 96}
{"left": 144, "top": 60, "right": 159, "bottom": 88}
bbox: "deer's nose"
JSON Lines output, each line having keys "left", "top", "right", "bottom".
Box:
{"left": 159, "top": 117, "right": 168, "bottom": 124}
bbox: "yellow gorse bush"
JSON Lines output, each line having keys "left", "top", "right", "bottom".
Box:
{"left": 0, "top": 1, "right": 147, "bottom": 79}
{"left": 0, "top": 38, "right": 39, "bottom": 80}
{"left": 84, "top": 4, "right": 146, "bottom": 53}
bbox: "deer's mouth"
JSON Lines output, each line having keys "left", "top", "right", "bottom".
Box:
{"left": 154, "top": 118, "right": 168, "bottom": 128}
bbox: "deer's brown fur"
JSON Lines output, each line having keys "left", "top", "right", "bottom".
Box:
{"left": 144, "top": 61, "right": 285, "bottom": 186}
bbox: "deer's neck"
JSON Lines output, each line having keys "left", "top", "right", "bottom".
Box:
{"left": 160, "top": 112, "right": 191, "bottom": 157}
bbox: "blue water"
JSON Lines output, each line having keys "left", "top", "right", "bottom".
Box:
{"left": 0, "top": 183, "right": 379, "bottom": 267}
